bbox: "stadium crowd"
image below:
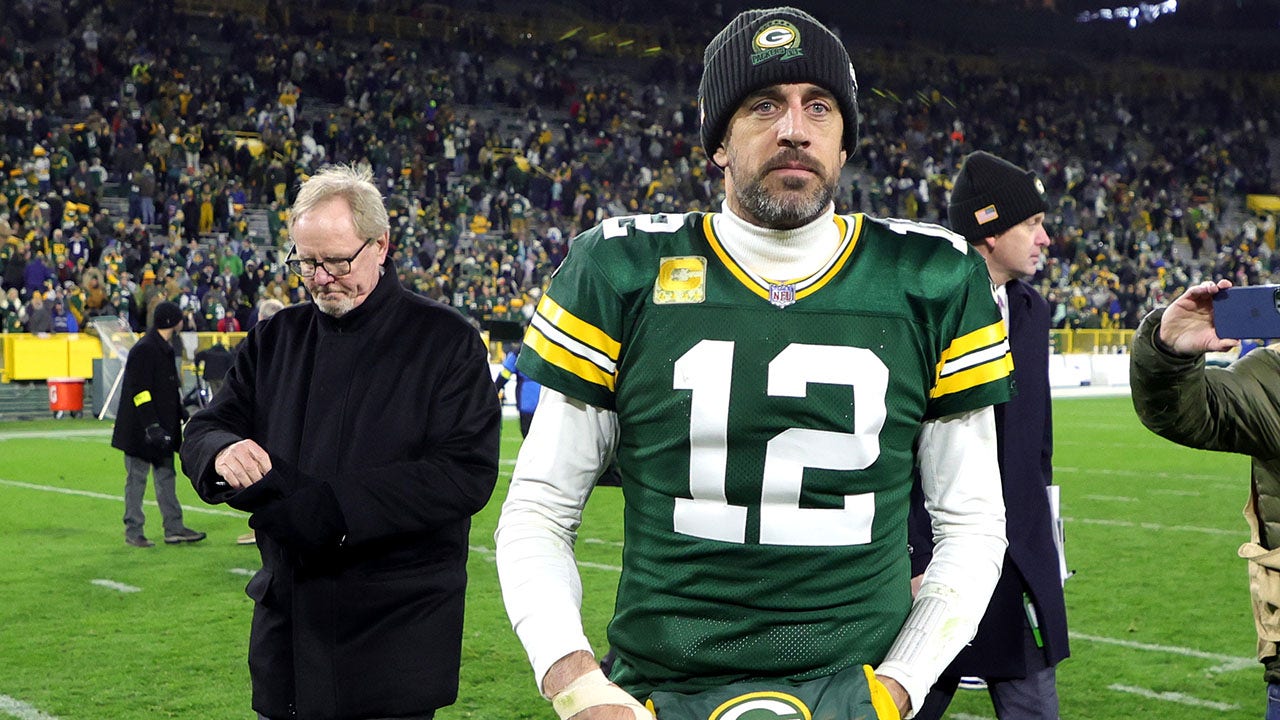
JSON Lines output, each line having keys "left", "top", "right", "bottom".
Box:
{"left": 2, "top": 0, "right": 1279, "bottom": 339}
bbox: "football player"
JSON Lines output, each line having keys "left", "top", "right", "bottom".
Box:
{"left": 496, "top": 7, "right": 1011, "bottom": 720}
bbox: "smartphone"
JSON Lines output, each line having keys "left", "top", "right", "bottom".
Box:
{"left": 1213, "top": 285, "right": 1280, "bottom": 339}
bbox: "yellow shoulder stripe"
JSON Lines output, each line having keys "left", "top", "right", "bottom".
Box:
{"left": 940, "top": 320, "right": 1006, "bottom": 363}
{"left": 930, "top": 320, "right": 1013, "bottom": 398}
{"left": 524, "top": 324, "right": 616, "bottom": 392}
{"left": 535, "top": 294, "right": 621, "bottom": 361}
{"left": 931, "top": 352, "right": 1013, "bottom": 398}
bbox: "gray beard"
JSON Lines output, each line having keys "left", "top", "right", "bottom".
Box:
{"left": 310, "top": 287, "right": 355, "bottom": 317}
{"left": 736, "top": 175, "right": 835, "bottom": 230}
{"left": 316, "top": 298, "right": 354, "bottom": 317}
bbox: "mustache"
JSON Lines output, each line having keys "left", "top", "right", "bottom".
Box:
{"left": 760, "top": 149, "right": 822, "bottom": 175}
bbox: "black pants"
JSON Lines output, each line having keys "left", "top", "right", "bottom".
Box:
{"left": 911, "top": 620, "right": 1058, "bottom": 720}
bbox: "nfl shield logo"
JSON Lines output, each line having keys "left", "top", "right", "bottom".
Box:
{"left": 768, "top": 283, "right": 796, "bottom": 309}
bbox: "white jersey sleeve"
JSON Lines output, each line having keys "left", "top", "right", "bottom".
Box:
{"left": 494, "top": 387, "right": 619, "bottom": 692}
{"left": 875, "top": 405, "right": 1007, "bottom": 716}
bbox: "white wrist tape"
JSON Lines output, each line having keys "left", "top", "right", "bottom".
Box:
{"left": 550, "top": 668, "right": 651, "bottom": 720}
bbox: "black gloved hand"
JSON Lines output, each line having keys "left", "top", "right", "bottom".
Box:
{"left": 144, "top": 423, "right": 172, "bottom": 449}
{"left": 223, "top": 455, "right": 305, "bottom": 513}
{"left": 250, "top": 481, "right": 347, "bottom": 554}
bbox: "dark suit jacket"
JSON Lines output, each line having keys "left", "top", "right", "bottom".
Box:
{"left": 181, "top": 268, "right": 501, "bottom": 720}
{"left": 910, "top": 278, "right": 1069, "bottom": 678}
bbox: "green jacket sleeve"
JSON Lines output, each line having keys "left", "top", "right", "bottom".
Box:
{"left": 1131, "top": 307, "right": 1280, "bottom": 460}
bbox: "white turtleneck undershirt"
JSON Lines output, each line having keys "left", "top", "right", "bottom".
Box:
{"left": 712, "top": 200, "right": 844, "bottom": 283}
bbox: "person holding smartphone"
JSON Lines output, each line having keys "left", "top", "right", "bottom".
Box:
{"left": 1131, "top": 278, "right": 1280, "bottom": 720}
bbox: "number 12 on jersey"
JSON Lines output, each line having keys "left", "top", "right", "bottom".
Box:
{"left": 672, "top": 339, "right": 888, "bottom": 547}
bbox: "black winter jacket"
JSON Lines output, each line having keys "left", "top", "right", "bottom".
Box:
{"left": 181, "top": 268, "right": 501, "bottom": 720}
{"left": 111, "top": 327, "right": 183, "bottom": 462}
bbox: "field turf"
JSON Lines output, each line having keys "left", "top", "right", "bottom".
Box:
{"left": 0, "top": 394, "right": 1262, "bottom": 718}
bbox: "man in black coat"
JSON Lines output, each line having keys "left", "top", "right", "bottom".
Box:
{"left": 111, "top": 300, "right": 206, "bottom": 548}
{"left": 910, "top": 151, "right": 1069, "bottom": 720}
{"left": 181, "top": 164, "right": 501, "bottom": 720}
{"left": 193, "top": 341, "right": 232, "bottom": 396}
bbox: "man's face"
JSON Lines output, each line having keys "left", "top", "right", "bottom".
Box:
{"left": 290, "top": 196, "right": 387, "bottom": 317}
{"left": 986, "top": 213, "right": 1050, "bottom": 284}
{"left": 713, "top": 83, "right": 847, "bottom": 230}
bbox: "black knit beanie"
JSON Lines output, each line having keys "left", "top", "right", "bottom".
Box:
{"left": 152, "top": 301, "right": 183, "bottom": 330}
{"left": 948, "top": 151, "right": 1049, "bottom": 243}
{"left": 699, "top": 7, "right": 859, "bottom": 155}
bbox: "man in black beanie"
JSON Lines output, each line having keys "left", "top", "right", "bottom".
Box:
{"left": 112, "top": 300, "right": 205, "bottom": 547}
{"left": 498, "top": 8, "right": 1014, "bottom": 720}
{"left": 910, "top": 150, "right": 1066, "bottom": 720}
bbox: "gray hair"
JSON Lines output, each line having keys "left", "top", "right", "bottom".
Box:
{"left": 257, "top": 298, "right": 285, "bottom": 321}
{"left": 287, "top": 163, "right": 389, "bottom": 243}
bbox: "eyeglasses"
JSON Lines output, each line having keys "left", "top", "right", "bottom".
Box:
{"left": 285, "top": 241, "right": 372, "bottom": 278}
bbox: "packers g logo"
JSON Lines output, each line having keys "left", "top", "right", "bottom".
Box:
{"left": 751, "top": 21, "right": 804, "bottom": 64}
{"left": 708, "top": 691, "right": 813, "bottom": 720}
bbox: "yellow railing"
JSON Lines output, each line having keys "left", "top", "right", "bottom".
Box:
{"left": 1, "top": 333, "right": 103, "bottom": 381}
{"left": 4, "top": 330, "right": 1138, "bottom": 382}
{"left": 1050, "top": 329, "right": 1135, "bottom": 355}
{"left": 1, "top": 332, "right": 248, "bottom": 382}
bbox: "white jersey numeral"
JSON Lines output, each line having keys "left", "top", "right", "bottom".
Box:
{"left": 601, "top": 213, "right": 686, "bottom": 239}
{"left": 672, "top": 340, "right": 888, "bottom": 546}
{"left": 879, "top": 217, "right": 969, "bottom": 253}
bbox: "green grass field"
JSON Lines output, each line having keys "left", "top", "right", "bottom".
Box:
{"left": 0, "top": 395, "right": 1263, "bottom": 719}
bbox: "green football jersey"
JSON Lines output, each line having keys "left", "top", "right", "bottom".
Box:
{"left": 518, "top": 211, "right": 1012, "bottom": 697}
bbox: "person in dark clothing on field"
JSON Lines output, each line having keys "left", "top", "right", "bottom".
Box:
{"left": 193, "top": 341, "right": 232, "bottom": 396}
{"left": 181, "top": 164, "right": 501, "bottom": 720}
{"left": 112, "top": 300, "right": 206, "bottom": 548}
{"left": 910, "top": 151, "right": 1069, "bottom": 720}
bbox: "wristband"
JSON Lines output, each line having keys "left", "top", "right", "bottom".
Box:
{"left": 550, "top": 668, "right": 651, "bottom": 720}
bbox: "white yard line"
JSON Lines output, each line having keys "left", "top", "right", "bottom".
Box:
{"left": 1056, "top": 465, "right": 1236, "bottom": 484}
{"left": 1151, "top": 489, "right": 1204, "bottom": 497}
{"left": 0, "top": 695, "right": 59, "bottom": 720}
{"left": 1073, "top": 633, "right": 1255, "bottom": 673}
{"left": 90, "top": 579, "right": 140, "bottom": 593}
{"left": 0, "top": 478, "right": 244, "bottom": 518}
{"left": 1055, "top": 439, "right": 1156, "bottom": 448}
{"left": 1081, "top": 494, "right": 1139, "bottom": 502}
{"left": 0, "top": 429, "right": 110, "bottom": 441}
{"left": 1108, "top": 684, "right": 1239, "bottom": 711}
{"left": 1064, "top": 516, "right": 1240, "bottom": 537}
